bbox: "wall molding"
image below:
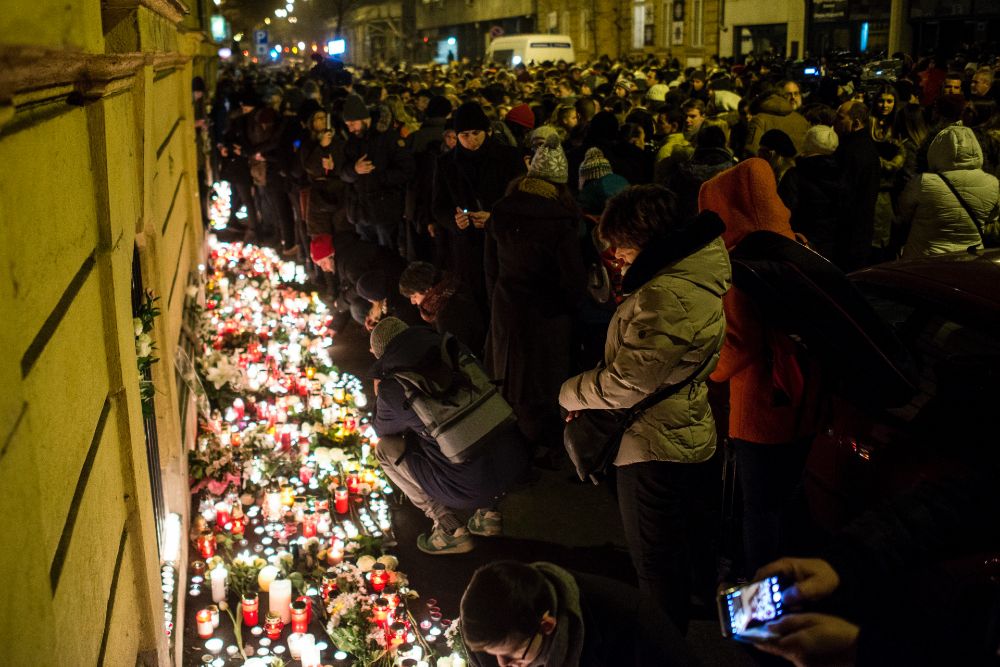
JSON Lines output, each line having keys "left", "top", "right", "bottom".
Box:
{"left": 0, "top": 47, "right": 191, "bottom": 131}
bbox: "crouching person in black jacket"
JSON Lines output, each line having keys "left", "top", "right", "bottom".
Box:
{"left": 369, "top": 317, "right": 530, "bottom": 555}
{"left": 460, "top": 561, "right": 700, "bottom": 667}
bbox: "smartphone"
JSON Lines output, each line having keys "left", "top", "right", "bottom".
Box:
{"left": 717, "top": 575, "right": 789, "bottom": 642}
{"left": 326, "top": 111, "right": 332, "bottom": 131}
{"left": 803, "top": 67, "right": 818, "bottom": 76}
{"left": 462, "top": 208, "right": 469, "bottom": 213}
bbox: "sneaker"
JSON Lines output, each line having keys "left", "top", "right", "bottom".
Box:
{"left": 467, "top": 509, "right": 503, "bottom": 537}
{"left": 416, "top": 526, "right": 474, "bottom": 555}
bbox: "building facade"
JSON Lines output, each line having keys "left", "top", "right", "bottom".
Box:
{"left": 1, "top": 0, "right": 212, "bottom": 664}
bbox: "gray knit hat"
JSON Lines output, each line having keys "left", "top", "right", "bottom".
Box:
{"left": 528, "top": 134, "right": 569, "bottom": 184}
{"left": 578, "top": 147, "right": 613, "bottom": 189}
{"left": 369, "top": 317, "right": 409, "bottom": 359}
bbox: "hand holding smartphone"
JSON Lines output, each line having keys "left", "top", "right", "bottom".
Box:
{"left": 717, "top": 575, "right": 789, "bottom": 643}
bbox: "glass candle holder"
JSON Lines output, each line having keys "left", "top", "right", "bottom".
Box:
{"left": 242, "top": 592, "right": 259, "bottom": 626}
{"left": 196, "top": 531, "right": 217, "bottom": 559}
{"left": 196, "top": 608, "right": 214, "bottom": 639}
{"left": 290, "top": 600, "right": 309, "bottom": 634}
{"left": 370, "top": 563, "right": 388, "bottom": 593}
{"left": 334, "top": 486, "right": 349, "bottom": 514}
{"left": 264, "top": 612, "right": 284, "bottom": 640}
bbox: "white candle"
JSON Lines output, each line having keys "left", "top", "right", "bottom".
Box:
{"left": 211, "top": 565, "right": 228, "bottom": 603}
{"left": 299, "top": 635, "right": 320, "bottom": 667}
{"left": 257, "top": 564, "right": 279, "bottom": 592}
{"left": 287, "top": 632, "right": 304, "bottom": 660}
{"left": 265, "top": 491, "right": 282, "bottom": 521}
{"left": 269, "top": 578, "right": 292, "bottom": 623}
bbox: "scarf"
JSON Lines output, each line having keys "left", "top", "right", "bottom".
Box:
{"left": 529, "top": 563, "right": 584, "bottom": 667}
{"left": 418, "top": 274, "right": 458, "bottom": 324}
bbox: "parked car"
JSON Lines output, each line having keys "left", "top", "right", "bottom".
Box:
{"left": 805, "top": 248, "right": 1000, "bottom": 533}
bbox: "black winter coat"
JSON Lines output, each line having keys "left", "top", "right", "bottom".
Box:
{"left": 371, "top": 326, "right": 529, "bottom": 509}
{"left": 835, "top": 130, "right": 880, "bottom": 270}
{"left": 432, "top": 138, "right": 526, "bottom": 313}
{"left": 485, "top": 178, "right": 586, "bottom": 406}
{"left": 341, "top": 126, "right": 415, "bottom": 229}
{"left": 778, "top": 154, "right": 850, "bottom": 261}
{"left": 301, "top": 134, "right": 350, "bottom": 237}
{"left": 665, "top": 146, "right": 737, "bottom": 222}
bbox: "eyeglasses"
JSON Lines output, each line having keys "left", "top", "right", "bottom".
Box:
{"left": 517, "top": 630, "right": 541, "bottom": 662}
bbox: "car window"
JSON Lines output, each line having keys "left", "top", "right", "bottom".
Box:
{"left": 856, "top": 282, "right": 1000, "bottom": 423}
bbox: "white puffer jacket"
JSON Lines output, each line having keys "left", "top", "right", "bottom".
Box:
{"left": 901, "top": 125, "right": 1000, "bottom": 258}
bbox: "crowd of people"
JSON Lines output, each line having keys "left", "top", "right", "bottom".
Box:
{"left": 198, "top": 49, "right": 1000, "bottom": 666}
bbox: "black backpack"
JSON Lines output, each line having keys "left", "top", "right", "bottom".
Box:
{"left": 393, "top": 333, "right": 516, "bottom": 463}
{"left": 730, "top": 230, "right": 917, "bottom": 409}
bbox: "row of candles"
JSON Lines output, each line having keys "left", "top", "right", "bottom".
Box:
{"left": 189, "top": 241, "right": 459, "bottom": 665}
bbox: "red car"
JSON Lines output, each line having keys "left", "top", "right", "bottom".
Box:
{"left": 805, "top": 248, "right": 1000, "bottom": 532}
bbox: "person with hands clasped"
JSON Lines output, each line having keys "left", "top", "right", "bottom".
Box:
{"left": 432, "top": 102, "right": 526, "bottom": 318}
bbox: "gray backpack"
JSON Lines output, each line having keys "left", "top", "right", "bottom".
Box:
{"left": 393, "top": 333, "right": 516, "bottom": 463}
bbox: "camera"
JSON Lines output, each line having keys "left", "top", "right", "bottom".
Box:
{"left": 717, "top": 575, "right": 789, "bottom": 642}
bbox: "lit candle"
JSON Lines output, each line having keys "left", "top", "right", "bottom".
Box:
{"left": 346, "top": 473, "right": 360, "bottom": 495}
{"left": 370, "top": 563, "right": 388, "bottom": 593}
{"left": 287, "top": 632, "right": 304, "bottom": 660}
{"left": 214, "top": 501, "right": 232, "bottom": 528}
{"left": 196, "top": 608, "right": 214, "bottom": 638}
{"left": 326, "top": 537, "right": 344, "bottom": 566}
{"left": 290, "top": 599, "right": 309, "bottom": 633}
{"left": 372, "top": 597, "right": 390, "bottom": 626}
{"left": 299, "top": 634, "right": 321, "bottom": 667}
{"left": 197, "top": 531, "right": 216, "bottom": 559}
{"left": 269, "top": 578, "right": 293, "bottom": 624}
{"left": 232, "top": 397, "right": 244, "bottom": 420}
{"left": 265, "top": 486, "right": 282, "bottom": 521}
{"left": 210, "top": 564, "right": 228, "bottom": 603}
{"left": 257, "top": 564, "right": 280, "bottom": 593}
{"left": 280, "top": 484, "right": 296, "bottom": 507}
{"left": 301, "top": 510, "right": 317, "bottom": 538}
{"left": 242, "top": 592, "right": 259, "bottom": 626}
{"left": 334, "top": 486, "right": 349, "bottom": 515}
{"left": 264, "top": 612, "right": 284, "bottom": 640}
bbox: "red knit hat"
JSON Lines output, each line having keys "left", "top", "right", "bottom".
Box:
{"left": 310, "top": 234, "right": 334, "bottom": 262}
{"left": 505, "top": 103, "right": 535, "bottom": 130}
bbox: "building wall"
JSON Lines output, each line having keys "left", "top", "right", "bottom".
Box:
{"left": 719, "top": 0, "right": 805, "bottom": 58}
{"left": 0, "top": 1, "right": 208, "bottom": 664}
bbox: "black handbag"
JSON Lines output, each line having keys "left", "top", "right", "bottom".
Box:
{"left": 563, "top": 355, "right": 716, "bottom": 484}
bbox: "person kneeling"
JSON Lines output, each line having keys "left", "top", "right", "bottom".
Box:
{"left": 369, "top": 317, "right": 530, "bottom": 554}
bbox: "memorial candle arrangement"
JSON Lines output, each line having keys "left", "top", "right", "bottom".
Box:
{"left": 182, "top": 241, "right": 469, "bottom": 667}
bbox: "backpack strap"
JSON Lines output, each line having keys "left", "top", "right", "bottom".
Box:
{"left": 938, "top": 172, "right": 986, "bottom": 242}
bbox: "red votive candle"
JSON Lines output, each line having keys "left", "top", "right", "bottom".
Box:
{"left": 242, "top": 593, "right": 259, "bottom": 626}
{"left": 334, "top": 486, "right": 349, "bottom": 514}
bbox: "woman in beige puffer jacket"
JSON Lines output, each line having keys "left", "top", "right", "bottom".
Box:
{"left": 559, "top": 185, "right": 731, "bottom": 632}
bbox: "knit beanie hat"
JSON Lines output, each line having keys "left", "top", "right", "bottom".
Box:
{"left": 801, "top": 125, "right": 839, "bottom": 156}
{"left": 342, "top": 94, "right": 370, "bottom": 121}
{"left": 759, "top": 129, "right": 797, "bottom": 158}
{"left": 453, "top": 102, "right": 491, "bottom": 132}
{"left": 505, "top": 103, "right": 535, "bottom": 130}
{"left": 528, "top": 134, "right": 569, "bottom": 184}
{"left": 369, "top": 317, "right": 409, "bottom": 359}
{"left": 578, "top": 147, "right": 613, "bottom": 189}
{"left": 425, "top": 95, "right": 452, "bottom": 119}
{"left": 298, "top": 98, "right": 324, "bottom": 125}
{"left": 356, "top": 271, "right": 388, "bottom": 302}
{"left": 529, "top": 125, "right": 561, "bottom": 149}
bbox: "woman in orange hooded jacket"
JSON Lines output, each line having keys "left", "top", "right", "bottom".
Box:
{"left": 699, "top": 158, "right": 821, "bottom": 574}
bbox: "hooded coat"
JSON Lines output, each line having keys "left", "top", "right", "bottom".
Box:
{"left": 900, "top": 125, "right": 1000, "bottom": 258}
{"left": 745, "top": 94, "right": 810, "bottom": 156}
{"left": 778, "top": 154, "right": 850, "bottom": 261}
{"left": 341, "top": 122, "right": 416, "bottom": 230}
{"left": 559, "top": 214, "right": 731, "bottom": 466}
{"left": 701, "top": 158, "right": 822, "bottom": 444}
{"left": 486, "top": 177, "right": 587, "bottom": 410}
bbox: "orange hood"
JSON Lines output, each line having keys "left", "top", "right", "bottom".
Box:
{"left": 698, "top": 157, "right": 793, "bottom": 250}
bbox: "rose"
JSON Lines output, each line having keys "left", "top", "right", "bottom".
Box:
{"left": 136, "top": 333, "right": 153, "bottom": 358}
{"left": 133, "top": 317, "right": 144, "bottom": 336}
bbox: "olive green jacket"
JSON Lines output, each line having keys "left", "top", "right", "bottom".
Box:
{"left": 559, "top": 235, "right": 731, "bottom": 466}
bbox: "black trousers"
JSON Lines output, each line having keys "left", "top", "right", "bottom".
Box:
{"left": 616, "top": 458, "right": 715, "bottom": 634}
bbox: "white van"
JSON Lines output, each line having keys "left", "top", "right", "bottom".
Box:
{"left": 485, "top": 34, "right": 576, "bottom": 67}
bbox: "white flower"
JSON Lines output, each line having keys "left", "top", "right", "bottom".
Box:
{"left": 136, "top": 333, "right": 153, "bottom": 358}
{"left": 133, "top": 318, "right": 144, "bottom": 337}
{"left": 186, "top": 285, "right": 199, "bottom": 298}
{"left": 356, "top": 555, "right": 376, "bottom": 572}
